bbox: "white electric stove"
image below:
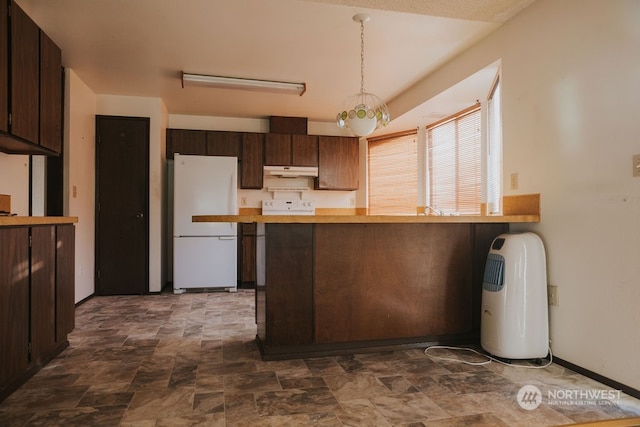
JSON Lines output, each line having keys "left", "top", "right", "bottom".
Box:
{"left": 261, "top": 199, "right": 316, "bottom": 215}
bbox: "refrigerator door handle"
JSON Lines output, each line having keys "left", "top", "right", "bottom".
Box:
{"left": 219, "top": 236, "right": 236, "bottom": 240}
{"left": 228, "top": 173, "right": 237, "bottom": 214}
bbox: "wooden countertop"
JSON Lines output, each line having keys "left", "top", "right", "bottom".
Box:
{"left": 0, "top": 216, "right": 78, "bottom": 226}
{"left": 193, "top": 214, "right": 539, "bottom": 224}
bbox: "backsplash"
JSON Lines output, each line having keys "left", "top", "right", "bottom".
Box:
{"left": 239, "top": 176, "right": 355, "bottom": 211}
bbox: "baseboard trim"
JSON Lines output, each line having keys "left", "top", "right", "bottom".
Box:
{"left": 75, "top": 294, "right": 93, "bottom": 307}
{"left": 553, "top": 356, "right": 640, "bottom": 399}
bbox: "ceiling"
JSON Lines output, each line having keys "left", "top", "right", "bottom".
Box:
{"left": 16, "top": 0, "right": 535, "bottom": 135}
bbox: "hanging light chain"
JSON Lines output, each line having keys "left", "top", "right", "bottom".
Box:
{"left": 359, "top": 18, "right": 366, "bottom": 97}
{"left": 336, "top": 13, "right": 390, "bottom": 135}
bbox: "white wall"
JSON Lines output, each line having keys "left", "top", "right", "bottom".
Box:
{"left": 391, "top": 0, "right": 640, "bottom": 389}
{"left": 0, "top": 153, "right": 29, "bottom": 215}
{"left": 96, "top": 95, "right": 168, "bottom": 293}
{"left": 66, "top": 69, "right": 97, "bottom": 302}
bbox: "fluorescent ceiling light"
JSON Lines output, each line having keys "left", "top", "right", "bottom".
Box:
{"left": 181, "top": 72, "right": 306, "bottom": 96}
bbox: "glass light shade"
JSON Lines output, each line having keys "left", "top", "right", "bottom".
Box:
{"left": 336, "top": 92, "right": 390, "bottom": 137}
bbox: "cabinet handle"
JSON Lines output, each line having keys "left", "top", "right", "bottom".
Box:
{"left": 135, "top": 213, "right": 144, "bottom": 219}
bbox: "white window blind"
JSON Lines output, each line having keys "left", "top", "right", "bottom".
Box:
{"left": 487, "top": 77, "right": 503, "bottom": 214}
{"left": 368, "top": 131, "right": 418, "bottom": 215}
{"left": 427, "top": 106, "right": 481, "bottom": 215}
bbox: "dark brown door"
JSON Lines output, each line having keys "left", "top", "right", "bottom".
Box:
{"left": 95, "top": 116, "right": 149, "bottom": 295}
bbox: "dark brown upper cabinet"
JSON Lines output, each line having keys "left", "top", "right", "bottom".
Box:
{"left": 264, "top": 134, "right": 291, "bottom": 166}
{"left": 0, "top": 1, "right": 63, "bottom": 155}
{"left": 292, "top": 135, "right": 318, "bottom": 167}
{"left": 167, "top": 129, "right": 242, "bottom": 159}
{"left": 9, "top": 0, "right": 39, "bottom": 145}
{"left": 0, "top": 0, "right": 8, "bottom": 134}
{"left": 316, "top": 136, "right": 359, "bottom": 191}
{"left": 269, "top": 116, "right": 307, "bottom": 135}
{"left": 264, "top": 134, "right": 317, "bottom": 167}
{"left": 166, "top": 129, "right": 207, "bottom": 159}
{"left": 241, "top": 133, "right": 264, "bottom": 189}
{"left": 206, "top": 131, "right": 241, "bottom": 158}
{"left": 39, "top": 30, "right": 63, "bottom": 153}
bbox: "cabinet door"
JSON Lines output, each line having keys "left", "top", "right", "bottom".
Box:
{"left": 269, "top": 116, "right": 307, "bottom": 134}
{"left": 240, "top": 223, "right": 256, "bottom": 285}
{"left": 264, "top": 134, "right": 291, "bottom": 166}
{"left": 0, "top": 0, "right": 8, "bottom": 133}
{"left": 166, "top": 129, "right": 207, "bottom": 159}
{"left": 31, "top": 226, "right": 56, "bottom": 364}
{"left": 316, "top": 136, "right": 359, "bottom": 190}
{"left": 242, "top": 235, "right": 256, "bottom": 284}
{"left": 292, "top": 135, "right": 318, "bottom": 167}
{"left": 265, "top": 224, "right": 313, "bottom": 346}
{"left": 0, "top": 228, "right": 29, "bottom": 391}
{"left": 206, "top": 131, "right": 241, "bottom": 158}
{"left": 10, "top": 0, "right": 40, "bottom": 144}
{"left": 241, "top": 133, "right": 264, "bottom": 189}
{"left": 39, "top": 30, "right": 63, "bottom": 153}
{"left": 56, "top": 225, "right": 75, "bottom": 341}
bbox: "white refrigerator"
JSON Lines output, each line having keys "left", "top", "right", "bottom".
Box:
{"left": 173, "top": 154, "right": 238, "bottom": 293}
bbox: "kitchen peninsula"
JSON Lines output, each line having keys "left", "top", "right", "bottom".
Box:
{"left": 194, "top": 212, "right": 539, "bottom": 360}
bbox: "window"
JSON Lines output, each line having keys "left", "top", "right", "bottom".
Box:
{"left": 368, "top": 131, "right": 418, "bottom": 215}
{"left": 487, "top": 76, "right": 502, "bottom": 214}
{"left": 367, "top": 71, "right": 501, "bottom": 217}
{"left": 427, "top": 104, "right": 481, "bottom": 215}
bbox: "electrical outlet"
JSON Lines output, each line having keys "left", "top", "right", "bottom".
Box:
{"left": 510, "top": 173, "right": 519, "bottom": 190}
{"left": 633, "top": 154, "right": 640, "bottom": 177}
{"left": 548, "top": 285, "right": 559, "bottom": 306}
{"left": 240, "top": 196, "right": 248, "bottom": 206}
{"left": 350, "top": 197, "right": 356, "bottom": 207}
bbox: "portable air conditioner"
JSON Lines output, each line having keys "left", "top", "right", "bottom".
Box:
{"left": 481, "top": 232, "right": 549, "bottom": 360}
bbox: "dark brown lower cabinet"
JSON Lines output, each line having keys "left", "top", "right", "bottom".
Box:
{"left": 56, "top": 225, "right": 75, "bottom": 340}
{"left": 0, "top": 228, "right": 30, "bottom": 395}
{"left": 0, "top": 224, "right": 75, "bottom": 402}
{"left": 239, "top": 222, "right": 256, "bottom": 288}
{"left": 30, "top": 226, "right": 57, "bottom": 364}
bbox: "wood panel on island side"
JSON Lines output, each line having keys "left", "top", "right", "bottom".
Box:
{"left": 255, "top": 222, "right": 508, "bottom": 359}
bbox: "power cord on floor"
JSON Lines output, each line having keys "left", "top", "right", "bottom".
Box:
{"left": 424, "top": 345, "right": 553, "bottom": 369}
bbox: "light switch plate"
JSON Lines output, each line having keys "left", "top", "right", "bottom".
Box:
{"left": 548, "top": 285, "right": 559, "bottom": 306}
{"left": 510, "top": 173, "right": 519, "bottom": 190}
{"left": 633, "top": 154, "right": 640, "bottom": 177}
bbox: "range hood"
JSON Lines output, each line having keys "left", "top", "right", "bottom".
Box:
{"left": 264, "top": 165, "right": 318, "bottom": 178}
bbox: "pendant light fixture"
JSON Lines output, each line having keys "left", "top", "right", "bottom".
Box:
{"left": 336, "top": 14, "right": 390, "bottom": 137}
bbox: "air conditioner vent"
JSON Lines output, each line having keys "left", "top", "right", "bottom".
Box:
{"left": 482, "top": 253, "right": 505, "bottom": 292}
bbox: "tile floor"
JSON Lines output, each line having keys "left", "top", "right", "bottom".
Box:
{"left": 1, "top": 290, "right": 639, "bottom": 426}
